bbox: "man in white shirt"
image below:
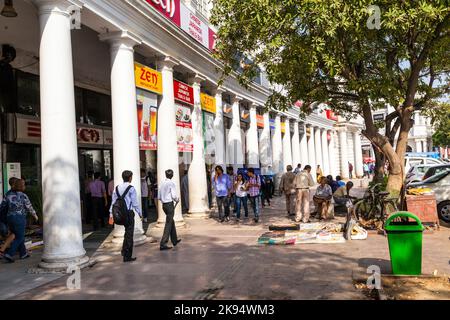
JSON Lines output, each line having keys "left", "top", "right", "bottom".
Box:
{"left": 109, "top": 170, "right": 142, "bottom": 262}
{"left": 294, "top": 165, "right": 315, "bottom": 223}
{"left": 158, "top": 169, "right": 181, "bottom": 251}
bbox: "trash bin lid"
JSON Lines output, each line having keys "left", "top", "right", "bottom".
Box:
{"left": 384, "top": 211, "right": 424, "bottom": 232}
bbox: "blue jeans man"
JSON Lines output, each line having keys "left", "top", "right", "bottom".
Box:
{"left": 5, "top": 214, "right": 27, "bottom": 259}
{"left": 248, "top": 196, "right": 260, "bottom": 222}
{"left": 235, "top": 196, "right": 248, "bottom": 219}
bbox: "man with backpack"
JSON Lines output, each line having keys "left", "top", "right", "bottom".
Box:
{"left": 109, "top": 170, "right": 142, "bottom": 263}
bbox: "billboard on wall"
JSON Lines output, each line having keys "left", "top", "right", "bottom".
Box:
{"left": 136, "top": 89, "right": 158, "bottom": 150}
{"left": 200, "top": 93, "right": 216, "bottom": 114}
{"left": 176, "top": 104, "right": 193, "bottom": 152}
{"left": 174, "top": 80, "right": 194, "bottom": 105}
{"left": 134, "top": 63, "right": 163, "bottom": 95}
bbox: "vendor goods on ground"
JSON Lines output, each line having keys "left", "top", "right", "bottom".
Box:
{"left": 268, "top": 223, "right": 300, "bottom": 231}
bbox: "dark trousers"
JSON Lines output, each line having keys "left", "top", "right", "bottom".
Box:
{"left": 84, "top": 193, "right": 92, "bottom": 223}
{"left": 261, "top": 190, "right": 271, "bottom": 206}
{"left": 141, "top": 197, "right": 149, "bottom": 219}
{"left": 160, "top": 202, "right": 178, "bottom": 247}
{"left": 122, "top": 211, "right": 135, "bottom": 259}
{"left": 91, "top": 197, "right": 105, "bottom": 230}
{"left": 216, "top": 196, "right": 230, "bottom": 220}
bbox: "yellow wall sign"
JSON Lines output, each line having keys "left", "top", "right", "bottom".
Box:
{"left": 200, "top": 93, "right": 216, "bottom": 113}
{"left": 134, "top": 63, "right": 163, "bottom": 95}
{"left": 281, "top": 122, "right": 286, "bottom": 134}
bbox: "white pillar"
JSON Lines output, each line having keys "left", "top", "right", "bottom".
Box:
{"left": 227, "top": 96, "right": 243, "bottom": 168}
{"left": 259, "top": 112, "right": 272, "bottom": 170}
{"left": 272, "top": 114, "right": 283, "bottom": 191}
{"left": 187, "top": 75, "right": 209, "bottom": 217}
{"left": 291, "top": 121, "right": 301, "bottom": 168}
{"left": 247, "top": 103, "right": 259, "bottom": 167}
{"left": 423, "top": 140, "right": 428, "bottom": 152}
{"left": 214, "top": 88, "right": 225, "bottom": 167}
{"left": 100, "top": 31, "right": 146, "bottom": 243}
{"left": 34, "top": 0, "right": 88, "bottom": 270}
{"left": 300, "top": 124, "right": 308, "bottom": 168}
{"left": 321, "top": 129, "right": 330, "bottom": 176}
{"left": 338, "top": 129, "right": 349, "bottom": 179}
{"left": 415, "top": 140, "right": 422, "bottom": 153}
{"left": 156, "top": 57, "right": 184, "bottom": 227}
{"left": 314, "top": 126, "right": 323, "bottom": 175}
{"left": 328, "top": 131, "right": 337, "bottom": 177}
{"left": 353, "top": 131, "right": 364, "bottom": 178}
{"left": 282, "top": 118, "right": 293, "bottom": 170}
{"left": 307, "top": 126, "right": 317, "bottom": 179}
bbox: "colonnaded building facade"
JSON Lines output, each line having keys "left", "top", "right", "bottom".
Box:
{"left": 0, "top": 0, "right": 365, "bottom": 269}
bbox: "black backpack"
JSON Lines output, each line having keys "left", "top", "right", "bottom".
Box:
{"left": 112, "top": 185, "right": 133, "bottom": 226}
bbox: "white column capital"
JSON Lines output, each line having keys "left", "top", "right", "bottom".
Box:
{"left": 249, "top": 102, "right": 259, "bottom": 111}
{"left": 32, "top": 0, "right": 83, "bottom": 15}
{"left": 158, "top": 56, "right": 180, "bottom": 71}
{"left": 188, "top": 74, "right": 206, "bottom": 86}
{"left": 213, "top": 87, "right": 226, "bottom": 96}
{"left": 99, "top": 31, "right": 142, "bottom": 50}
{"left": 232, "top": 95, "right": 244, "bottom": 104}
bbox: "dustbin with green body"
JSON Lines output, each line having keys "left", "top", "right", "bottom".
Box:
{"left": 384, "top": 212, "right": 425, "bottom": 275}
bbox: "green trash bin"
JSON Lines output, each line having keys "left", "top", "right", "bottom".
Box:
{"left": 384, "top": 212, "right": 425, "bottom": 275}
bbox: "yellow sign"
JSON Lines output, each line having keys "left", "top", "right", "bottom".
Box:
{"left": 200, "top": 93, "right": 216, "bottom": 113}
{"left": 281, "top": 122, "right": 286, "bottom": 134}
{"left": 134, "top": 63, "right": 163, "bottom": 95}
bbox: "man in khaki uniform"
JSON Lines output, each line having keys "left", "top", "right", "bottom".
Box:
{"left": 294, "top": 165, "right": 315, "bottom": 223}
{"left": 279, "top": 165, "right": 297, "bottom": 216}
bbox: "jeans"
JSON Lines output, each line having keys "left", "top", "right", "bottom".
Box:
{"left": 122, "top": 211, "right": 135, "bottom": 260}
{"left": 216, "top": 196, "right": 230, "bottom": 220}
{"left": 235, "top": 196, "right": 248, "bottom": 219}
{"left": 6, "top": 214, "right": 27, "bottom": 258}
{"left": 160, "top": 202, "right": 178, "bottom": 247}
{"left": 141, "top": 197, "right": 149, "bottom": 219}
{"left": 248, "top": 196, "right": 260, "bottom": 218}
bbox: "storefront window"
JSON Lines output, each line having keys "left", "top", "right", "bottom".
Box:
{"left": 83, "top": 90, "right": 112, "bottom": 127}
{"left": 16, "top": 71, "right": 40, "bottom": 116}
{"left": 5, "top": 144, "right": 40, "bottom": 187}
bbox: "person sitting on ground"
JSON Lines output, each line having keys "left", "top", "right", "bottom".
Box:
{"left": 327, "top": 175, "right": 340, "bottom": 193}
{"left": 3, "top": 178, "right": 38, "bottom": 263}
{"left": 336, "top": 176, "right": 346, "bottom": 188}
{"left": 0, "top": 177, "right": 19, "bottom": 258}
{"left": 313, "top": 176, "right": 333, "bottom": 220}
{"left": 333, "top": 181, "right": 356, "bottom": 206}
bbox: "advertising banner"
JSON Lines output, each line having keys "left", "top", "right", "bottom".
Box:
{"left": 145, "top": 0, "right": 181, "bottom": 25}
{"left": 200, "top": 93, "right": 216, "bottom": 114}
{"left": 180, "top": 5, "right": 209, "bottom": 48}
{"left": 269, "top": 119, "right": 275, "bottom": 130}
{"left": 256, "top": 115, "right": 264, "bottom": 128}
{"left": 281, "top": 122, "right": 286, "bottom": 134}
{"left": 134, "top": 62, "right": 163, "bottom": 95}
{"left": 77, "top": 127, "right": 104, "bottom": 146}
{"left": 137, "top": 89, "right": 158, "bottom": 150}
{"left": 174, "top": 80, "right": 194, "bottom": 105}
{"left": 203, "top": 111, "right": 216, "bottom": 165}
{"left": 223, "top": 103, "right": 233, "bottom": 119}
{"left": 176, "top": 103, "right": 193, "bottom": 152}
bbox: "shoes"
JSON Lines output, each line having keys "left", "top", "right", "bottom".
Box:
{"left": 160, "top": 246, "right": 173, "bottom": 251}
{"left": 3, "top": 254, "right": 14, "bottom": 263}
{"left": 20, "top": 253, "right": 31, "bottom": 260}
{"left": 219, "top": 218, "right": 225, "bottom": 223}
{"left": 123, "top": 257, "right": 137, "bottom": 262}
{"left": 143, "top": 218, "right": 148, "bottom": 223}
{"left": 236, "top": 218, "right": 240, "bottom": 222}
{"left": 254, "top": 218, "right": 259, "bottom": 223}
{"left": 173, "top": 239, "right": 181, "bottom": 246}
{"left": 225, "top": 216, "right": 230, "bottom": 222}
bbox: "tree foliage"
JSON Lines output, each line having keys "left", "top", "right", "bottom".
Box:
{"left": 423, "top": 102, "right": 450, "bottom": 146}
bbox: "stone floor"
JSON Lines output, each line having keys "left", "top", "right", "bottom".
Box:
{"left": 4, "top": 187, "right": 450, "bottom": 300}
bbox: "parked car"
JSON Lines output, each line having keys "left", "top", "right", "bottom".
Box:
{"left": 408, "top": 170, "right": 450, "bottom": 223}
{"left": 422, "top": 164, "right": 450, "bottom": 181}
{"left": 405, "top": 164, "right": 432, "bottom": 185}
{"left": 404, "top": 156, "right": 443, "bottom": 174}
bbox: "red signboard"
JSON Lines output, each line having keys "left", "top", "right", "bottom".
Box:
{"left": 208, "top": 27, "right": 217, "bottom": 51}
{"left": 145, "top": 0, "right": 181, "bottom": 26}
{"left": 256, "top": 115, "right": 264, "bottom": 128}
{"left": 173, "top": 80, "right": 194, "bottom": 105}
{"left": 326, "top": 110, "right": 338, "bottom": 121}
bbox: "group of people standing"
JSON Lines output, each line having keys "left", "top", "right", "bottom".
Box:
{"left": 280, "top": 164, "right": 356, "bottom": 224}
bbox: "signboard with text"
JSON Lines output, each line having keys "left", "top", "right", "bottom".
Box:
{"left": 256, "top": 115, "right": 264, "bottom": 128}
{"left": 174, "top": 80, "right": 194, "bottom": 105}
{"left": 200, "top": 93, "right": 216, "bottom": 113}
{"left": 137, "top": 89, "right": 158, "bottom": 150}
{"left": 176, "top": 103, "right": 193, "bottom": 152}
{"left": 134, "top": 62, "right": 163, "bottom": 95}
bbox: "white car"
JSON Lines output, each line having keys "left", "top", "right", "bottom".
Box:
{"left": 405, "top": 164, "right": 432, "bottom": 185}
{"left": 404, "top": 157, "right": 443, "bottom": 175}
{"left": 408, "top": 171, "right": 450, "bottom": 223}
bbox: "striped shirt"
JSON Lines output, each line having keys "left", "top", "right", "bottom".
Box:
{"left": 247, "top": 175, "right": 261, "bottom": 197}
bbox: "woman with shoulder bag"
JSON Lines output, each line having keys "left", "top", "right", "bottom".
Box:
{"left": 234, "top": 173, "right": 249, "bottom": 222}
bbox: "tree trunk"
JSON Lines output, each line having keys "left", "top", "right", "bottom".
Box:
{"left": 373, "top": 146, "right": 385, "bottom": 183}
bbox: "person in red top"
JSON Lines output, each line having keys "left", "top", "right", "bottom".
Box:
{"left": 247, "top": 168, "right": 261, "bottom": 223}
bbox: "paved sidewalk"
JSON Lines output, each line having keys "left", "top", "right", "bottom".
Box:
{"left": 6, "top": 189, "right": 450, "bottom": 300}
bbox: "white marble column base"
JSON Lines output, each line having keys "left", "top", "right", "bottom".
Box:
{"left": 38, "top": 255, "right": 90, "bottom": 273}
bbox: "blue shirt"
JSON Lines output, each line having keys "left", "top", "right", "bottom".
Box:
{"left": 109, "top": 182, "right": 142, "bottom": 217}
{"left": 212, "top": 174, "right": 232, "bottom": 197}
{"left": 1, "top": 190, "right": 37, "bottom": 219}
{"left": 337, "top": 181, "right": 346, "bottom": 187}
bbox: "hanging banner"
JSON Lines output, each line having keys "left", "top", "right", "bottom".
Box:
{"left": 176, "top": 103, "right": 193, "bottom": 152}
{"left": 200, "top": 93, "right": 216, "bottom": 113}
{"left": 174, "top": 80, "right": 194, "bottom": 105}
{"left": 137, "top": 89, "right": 158, "bottom": 150}
{"left": 240, "top": 108, "right": 250, "bottom": 123}
{"left": 223, "top": 103, "right": 233, "bottom": 119}
{"left": 256, "top": 115, "right": 264, "bottom": 128}
{"left": 134, "top": 63, "right": 163, "bottom": 95}
{"left": 203, "top": 111, "right": 216, "bottom": 165}
{"left": 281, "top": 122, "right": 286, "bottom": 134}
{"left": 269, "top": 119, "right": 275, "bottom": 130}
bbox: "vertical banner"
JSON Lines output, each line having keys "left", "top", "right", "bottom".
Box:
{"left": 202, "top": 111, "right": 216, "bottom": 165}
{"left": 136, "top": 89, "right": 158, "bottom": 150}
{"left": 176, "top": 103, "right": 193, "bottom": 152}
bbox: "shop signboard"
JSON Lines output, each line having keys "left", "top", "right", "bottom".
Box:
{"left": 176, "top": 104, "right": 193, "bottom": 152}
{"left": 134, "top": 63, "right": 163, "bottom": 95}
{"left": 137, "top": 89, "right": 158, "bottom": 150}
{"left": 373, "top": 113, "right": 385, "bottom": 121}
{"left": 145, "top": 0, "right": 181, "bottom": 25}
{"left": 269, "top": 119, "right": 275, "bottom": 130}
{"left": 200, "top": 93, "right": 216, "bottom": 114}
{"left": 3, "top": 163, "right": 21, "bottom": 194}
{"left": 325, "top": 109, "right": 338, "bottom": 121}
{"left": 240, "top": 108, "right": 250, "bottom": 123}
{"left": 203, "top": 111, "right": 216, "bottom": 165}
{"left": 173, "top": 80, "right": 194, "bottom": 105}
{"left": 256, "top": 115, "right": 264, "bottom": 128}
{"left": 103, "top": 129, "right": 113, "bottom": 147}
{"left": 281, "top": 122, "right": 286, "bottom": 134}
{"left": 77, "top": 126, "right": 104, "bottom": 146}
{"left": 223, "top": 103, "right": 233, "bottom": 119}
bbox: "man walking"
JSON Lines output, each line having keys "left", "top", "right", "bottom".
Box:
{"left": 158, "top": 169, "right": 181, "bottom": 251}
{"left": 279, "top": 165, "right": 297, "bottom": 216}
{"left": 247, "top": 168, "right": 261, "bottom": 223}
{"left": 212, "top": 166, "right": 232, "bottom": 222}
{"left": 89, "top": 172, "right": 107, "bottom": 230}
{"left": 294, "top": 165, "right": 315, "bottom": 223}
{"left": 110, "top": 170, "right": 142, "bottom": 262}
